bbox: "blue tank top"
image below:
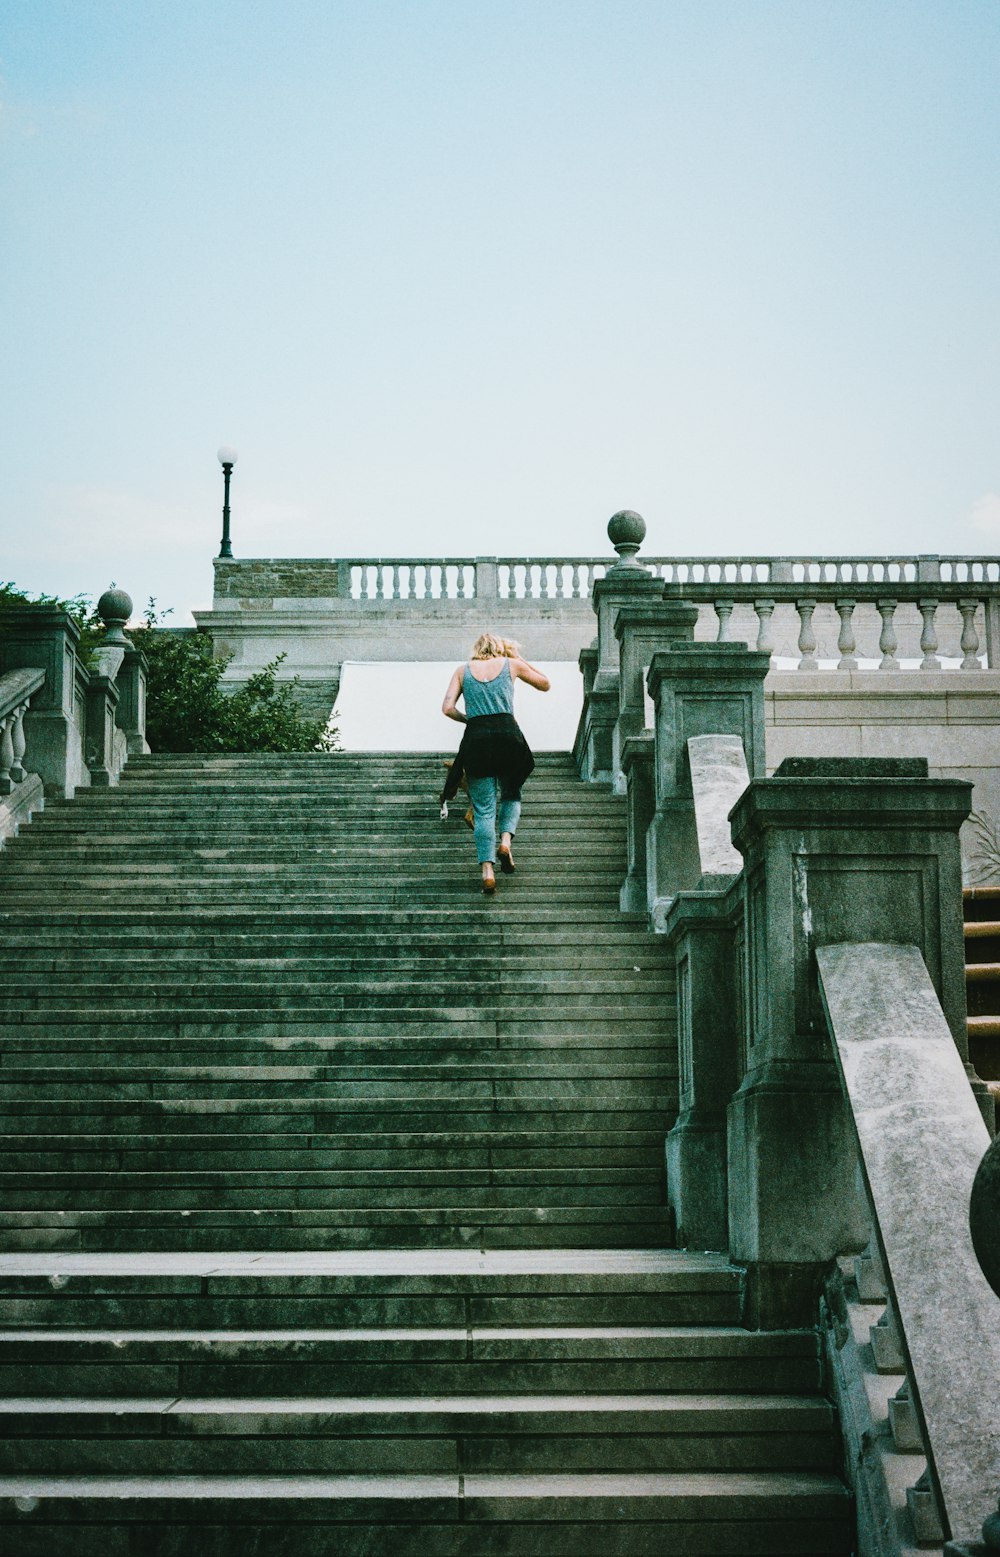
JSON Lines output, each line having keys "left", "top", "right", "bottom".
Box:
{"left": 463, "top": 659, "right": 514, "bottom": 717}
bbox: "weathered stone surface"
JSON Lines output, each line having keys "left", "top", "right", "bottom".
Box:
{"left": 213, "top": 559, "right": 342, "bottom": 599}
{"left": 817, "top": 941, "right": 1000, "bottom": 1546}
{"left": 687, "top": 735, "right": 748, "bottom": 878}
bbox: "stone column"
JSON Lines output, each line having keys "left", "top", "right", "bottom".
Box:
{"left": 646, "top": 643, "right": 770, "bottom": 930}
{"left": 474, "top": 557, "right": 499, "bottom": 602}
{"left": 612, "top": 600, "right": 698, "bottom": 796}
{"left": 115, "top": 646, "right": 149, "bottom": 756}
{"left": 662, "top": 885, "right": 741, "bottom": 1251}
{"left": 726, "top": 756, "right": 986, "bottom": 1327}
{"left": 84, "top": 669, "right": 121, "bottom": 787}
{"left": 577, "top": 510, "right": 663, "bottom": 783}
{"left": 620, "top": 734, "right": 655, "bottom": 915}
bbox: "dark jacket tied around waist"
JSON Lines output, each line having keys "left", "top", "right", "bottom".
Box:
{"left": 443, "top": 714, "right": 535, "bottom": 803}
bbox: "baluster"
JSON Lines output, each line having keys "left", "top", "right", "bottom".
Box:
{"left": 0, "top": 714, "right": 14, "bottom": 795}
{"left": 10, "top": 702, "right": 27, "bottom": 782}
{"left": 918, "top": 599, "right": 940, "bottom": 670}
{"left": 391, "top": 564, "right": 401, "bottom": 602}
{"left": 523, "top": 562, "right": 535, "bottom": 599}
{"left": 877, "top": 598, "right": 899, "bottom": 670}
{"left": 959, "top": 598, "right": 982, "bottom": 669}
{"left": 456, "top": 566, "right": 466, "bottom": 601}
{"left": 715, "top": 600, "right": 734, "bottom": 642}
{"left": 375, "top": 564, "right": 385, "bottom": 602}
{"left": 835, "top": 599, "right": 858, "bottom": 670}
{"left": 571, "top": 563, "right": 581, "bottom": 599}
{"left": 554, "top": 564, "right": 565, "bottom": 600}
{"left": 754, "top": 599, "right": 775, "bottom": 656}
{"left": 796, "top": 599, "right": 819, "bottom": 670}
{"left": 407, "top": 565, "right": 417, "bottom": 601}
{"left": 539, "top": 564, "right": 550, "bottom": 601}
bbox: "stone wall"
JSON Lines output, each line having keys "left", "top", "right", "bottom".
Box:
{"left": 213, "top": 559, "right": 342, "bottom": 599}
{"left": 764, "top": 671, "right": 1000, "bottom": 886}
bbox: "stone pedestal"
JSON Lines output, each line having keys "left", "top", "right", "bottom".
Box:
{"left": 0, "top": 607, "right": 87, "bottom": 796}
{"left": 646, "top": 643, "right": 770, "bottom": 929}
{"left": 116, "top": 646, "right": 150, "bottom": 756}
{"left": 726, "top": 756, "right": 986, "bottom": 1326}
{"left": 84, "top": 673, "right": 121, "bottom": 787}
{"left": 581, "top": 568, "right": 664, "bottom": 786}
{"left": 612, "top": 600, "right": 698, "bottom": 796}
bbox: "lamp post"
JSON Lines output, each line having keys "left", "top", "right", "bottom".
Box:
{"left": 217, "top": 444, "right": 238, "bottom": 558}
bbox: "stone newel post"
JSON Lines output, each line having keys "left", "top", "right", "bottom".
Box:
{"left": 726, "top": 756, "right": 987, "bottom": 1327}
{"left": 612, "top": 599, "right": 698, "bottom": 794}
{"left": 577, "top": 511, "right": 663, "bottom": 783}
{"left": 0, "top": 606, "right": 85, "bottom": 797}
{"left": 646, "top": 643, "right": 770, "bottom": 930}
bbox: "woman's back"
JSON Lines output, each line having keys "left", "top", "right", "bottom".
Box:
{"left": 463, "top": 658, "right": 514, "bottom": 718}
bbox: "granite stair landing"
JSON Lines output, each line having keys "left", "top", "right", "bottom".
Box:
{"left": 0, "top": 752, "right": 852, "bottom": 1552}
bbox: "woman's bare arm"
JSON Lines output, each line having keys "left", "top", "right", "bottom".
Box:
{"left": 512, "top": 657, "right": 550, "bottom": 692}
{"left": 442, "top": 666, "right": 467, "bottom": 722}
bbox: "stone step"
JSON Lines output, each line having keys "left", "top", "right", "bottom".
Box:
{"left": 0, "top": 1144, "right": 662, "bottom": 1173}
{"left": 965, "top": 921, "right": 1000, "bottom": 963}
{"left": 0, "top": 1071, "right": 673, "bottom": 1099}
{"left": 0, "top": 1390, "right": 837, "bottom": 1474}
{"left": 0, "top": 1250, "right": 744, "bottom": 1325}
{"left": 2, "top": 960, "right": 672, "bottom": 985}
{"left": 0, "top": 1016, "right": 670, "bottom": 1040}
{"left": 0, "top": 1470, "right": 852, "bottom": 1556}
{"left": 0, "top": 1328, "right": 820, "bottom": 1389}
{"left": 0, "top": 1112, "right": 671, "bottom": 1142}
{"left": 0, "top": 1179, "right": 665, "bottom": 1211}
{"left": 965, "top": 885, "right": 1000, "bottom": 923}
{"left": 0, "top": 1223, "right": 674, "bottom": 1254}
{"left": 0, "top": 977, "right": 671, "bottom": 1008}
{"left": 0, "top": 1042, "right": 667, "bottom": 1068}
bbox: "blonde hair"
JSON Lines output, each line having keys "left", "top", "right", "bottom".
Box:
{"left": 471, "top": 632, "right": 507, "bottom": 660}
{"left": 501, "top": 638, "right": 520, "bottom": 658}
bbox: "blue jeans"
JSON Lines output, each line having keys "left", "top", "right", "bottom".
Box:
{"left": 466, "top": 775, "right": 521, "bottom": 865}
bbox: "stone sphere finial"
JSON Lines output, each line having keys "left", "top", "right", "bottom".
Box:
{"left": 97, "top": 587, "right": 134, "bottom": 647}
{"left": 608, "top": 509, "right": 647, "bottom": 567}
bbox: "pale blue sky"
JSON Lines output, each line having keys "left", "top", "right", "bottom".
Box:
{"left": 2, "top": 0, "right": 999, "bottom": 623}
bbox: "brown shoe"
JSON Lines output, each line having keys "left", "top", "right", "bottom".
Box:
{"left": 482, "top": 868, "right": 497, "bottom": 895}
{"left": 497, "top": 843, "right": 515, "bottom": 874}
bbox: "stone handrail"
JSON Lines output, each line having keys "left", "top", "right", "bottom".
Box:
{"left": 340, "top": 554, "right": 1000, "bottom": 603}
{"left": 0, "top": 667, "right": 45, "bottom": 795}
{"left": 818, "top": 942, "right": 1000, "bottom": 1548}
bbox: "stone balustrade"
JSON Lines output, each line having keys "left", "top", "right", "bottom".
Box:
{"left": 333, "top": 553, "right": 1000, "bottom": 603}
{"left": 0, "top": 667, "right": 47, "bottom": 844}
{"left": 0, "top": 667, "right": 43, "bottom": 795}
{"left": 645, "top": 744, "right": 996, "bottom": 1546}
{"left": 660, "top": 579, "right": 1000, "bottom": 670}
{"left": 0, "top": 588, "right": 147, "bottom": 807}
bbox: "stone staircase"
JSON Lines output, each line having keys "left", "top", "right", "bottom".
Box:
{"left": 0, "top": 752, "right": 852, "bottom": 1553}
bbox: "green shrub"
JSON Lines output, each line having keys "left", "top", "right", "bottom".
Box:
{"left": 132, "top": 604, "right": 338, "bottom": 754}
